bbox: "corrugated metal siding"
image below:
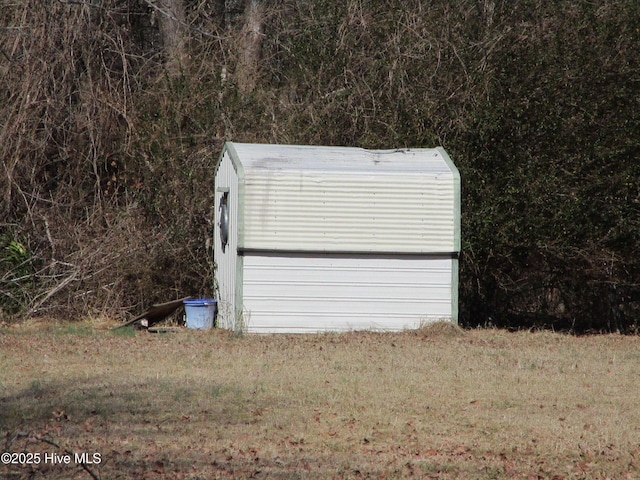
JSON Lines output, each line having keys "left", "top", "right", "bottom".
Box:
{"left": 241, "top": 172, "right": 456, "bottom": 253}
{"left": 240, "top": 253, "right": 455, "bottom": 333}
{"left": 214, "top": 151, "right": 240, "bottom": 330}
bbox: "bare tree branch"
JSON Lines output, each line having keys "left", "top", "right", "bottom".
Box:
{"left": 143, "top": 0, "right": 226, "bottom": 40}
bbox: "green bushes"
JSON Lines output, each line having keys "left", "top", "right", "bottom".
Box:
{"left": 1, "top": 0, "right": 638, "bottom": 330}
{"left": 457, "top": 0, "right": 640, "bottom": 331}
{"left": 0, "top": 236, "right": 39, "bottom": 315}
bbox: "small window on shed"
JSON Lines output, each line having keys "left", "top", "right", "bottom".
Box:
{"left": 218, "top": 191, "right": 229, "bottom": 253}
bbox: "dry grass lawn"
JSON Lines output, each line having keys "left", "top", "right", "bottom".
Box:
{"left": 1, "top": 320, "right": 639, "bottom": 479}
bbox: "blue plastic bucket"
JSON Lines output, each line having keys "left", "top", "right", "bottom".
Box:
{"left": 184, "top": 298, "right": 217, "bottom": 330}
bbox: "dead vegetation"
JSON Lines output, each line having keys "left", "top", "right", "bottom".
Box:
{"left": 413, "top": 320, "right": 466, "bottom": 338}
{"left": 1, "top": 326, "right": 639, "bottom": 479}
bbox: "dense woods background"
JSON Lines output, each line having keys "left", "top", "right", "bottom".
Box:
{"left": 1, "top": 0, "right": 638, "bottom": 331}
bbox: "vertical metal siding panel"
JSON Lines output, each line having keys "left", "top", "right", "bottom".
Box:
{"left": 214, "top": 150, "right": 239, "bottom": 330}
{"left": 241, "top": 254, "right": 454, "bottom": 333}
{"left": 451, "top": 257, "right": 459, "bottom": 324}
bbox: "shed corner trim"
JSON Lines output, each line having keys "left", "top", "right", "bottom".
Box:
{"left": 437, "top": 147, "right": 461, "bottom": 253}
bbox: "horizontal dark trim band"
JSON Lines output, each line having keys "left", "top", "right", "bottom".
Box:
{"left": 237, "top": 248, "right": 459, "bottom": 260}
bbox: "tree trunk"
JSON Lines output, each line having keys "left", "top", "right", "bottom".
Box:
{"left": 156, "top": 0, "right": 187, "bottom": 77}
{"left": 235, "top": 0, "right": 265, "bottom": 94}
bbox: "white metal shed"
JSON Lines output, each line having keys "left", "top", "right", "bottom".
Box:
{"left": 214, "top": 142, "right": 460, "bottom": 333}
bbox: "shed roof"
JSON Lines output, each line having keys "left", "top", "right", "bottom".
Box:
{"left": 226, "top": 143, "right": 455, "bottom": 175}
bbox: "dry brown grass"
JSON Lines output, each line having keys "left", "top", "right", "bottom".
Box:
{"left": 1, "top": 322, "right": 639, "bottom": 479}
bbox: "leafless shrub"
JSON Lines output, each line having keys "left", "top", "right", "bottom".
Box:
{"left": 0, "top": 0, "right": 217, "bottom": 320}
